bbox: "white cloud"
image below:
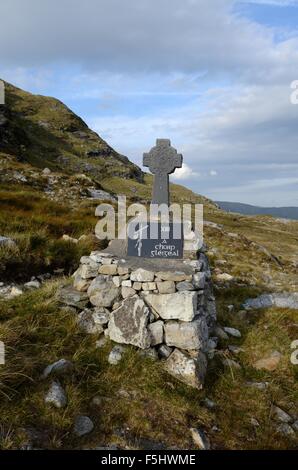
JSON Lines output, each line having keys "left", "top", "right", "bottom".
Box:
{"left": 171, "top": 163, "right": 200, "bottom": 180}
{"left": 90, "top": 81, "right": 298, "bottom": 205}
{"left": 0, "top": 0, "right": 297, "bottom": 205}
{"left": 213, "top": 176, "right": 298, "bottom": 192}
{"left": 1, "top": 0, "right": 298, "bottom": 85}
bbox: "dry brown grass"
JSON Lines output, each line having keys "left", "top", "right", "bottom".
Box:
{"left": 0, "top": 279, "right": 296, "bottom": 450}
{"left": 0, "top": 154, "right": 297, "bottom": 450}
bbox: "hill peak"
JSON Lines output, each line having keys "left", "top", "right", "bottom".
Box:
{"left": 0, "top": 80, "right": 143, "bottom": 182}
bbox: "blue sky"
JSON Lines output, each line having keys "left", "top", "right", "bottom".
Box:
{"left": 1, "top": 0, "right": 298, "bottom": 206}
{"left": 236, "top": 1, "right": 298, "bottom": 30}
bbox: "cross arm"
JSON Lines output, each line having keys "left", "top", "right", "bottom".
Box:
{"left": 168, "top": 153, "right": 183, "bottom": 173}
{"left": 174, "top": 153, "right": 183, "bottom": 168}
{"left": 143, "top": 152, "right": 150, "bottom": 167}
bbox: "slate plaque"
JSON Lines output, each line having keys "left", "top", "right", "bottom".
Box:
{"left": 127, "top": 221, "right": 184, "bottom": 259}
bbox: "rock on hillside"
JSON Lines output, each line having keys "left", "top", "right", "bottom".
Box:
{"left": 0, "top": 80, "right": 142, "bottom": 182}
{"left": 243, "top": 293, "right": 298, "bottom": 310}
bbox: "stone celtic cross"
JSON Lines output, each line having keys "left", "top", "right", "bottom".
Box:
{"left": 143, "top": 139, "right": 183, "bottom": 205}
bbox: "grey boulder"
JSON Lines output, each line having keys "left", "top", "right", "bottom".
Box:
{"left": 243, "top": 293, "right": 298, "bottom": 310}
{"left": 88, "top": 276, "right": 120, "bottom": 308}
{"left": 272, "top": 406, "right": 292, "bottom": 423}
{"left": 223, "top": 327, "right": 241, "bottom": 338}
{"left": 190, "top": 428, "right": 211, "bottom": 450}
{"left": 164, "top": 349, "right": 207, "bottom": 389}
{"left": 148, "top": 320, "right": 164, "bottom": 346}
{"left": 74, "top": 415, "right": 94, "bottom": 437}
{"left": 42, "top": 359, "right": 74, "bottom": 379}
{"left": 78, "top": 262, "right": 99, "bottom": 279}
{"left": 158, "top": 344, "right": 173, "bottom": 359}
{"left": 44, "top": 381, "right": 67, "bottom": 408}
{"left": 0, "top": 236, "right": 16, "bottom": 248}
{"left": 164, "top": 317, "right": 208, "bottom": 350}
{"left": 192, "top": 272, "right": 206, "bottom": 289}
{"left": 24, "top": 280, "right": 41, "bottom": 290}
{"left": 130, "top": 268, "right": 155, "bottom": 282}
{"left": 77, "top": 308, "right": 110, "bottom": 334}
{"left": 108, "top": 296, "right": 151, "bottom": 349}
{"left": 108, "top": 345, "right": 124, "bottom": 365}
{"left": 145, "top": 291, "right": 197, "bottom": 322}
{"left": 176, "top": 281, "right": 194, "bottom": 291}
{"left": 56, "top": 286, "right": 89, "bottom": 309}
{"left": 73, "top": 273, "right": 90, "bottom": 292}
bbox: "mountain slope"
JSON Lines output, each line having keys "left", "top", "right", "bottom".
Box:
{"left": 0, "top": 80, "right": 215, "bottom": 209}
{"left": 216, "top": 201, "right": 298, "bottom": 220}
{"left": 0, "top": 81, "right": 143, "bottom": 182}
{"left": 0, "top": 82, "right": 297, "bottom": 451}
{"left": 0, "top": 80, "right": 215, "bottom": 281}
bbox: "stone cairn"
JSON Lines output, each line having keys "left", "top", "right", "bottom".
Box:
{"left": 58, "top": 245, "right": 216, "bottom": 390}
{"left": 58, "top": 139, "right": 217, "bottom": 389}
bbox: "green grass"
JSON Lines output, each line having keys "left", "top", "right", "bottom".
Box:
{"left": 0, "top": 109, "right": 298, "bottom": 448}
{"left": 0, "top": 162, "right": 297, "bottom": 449}
{"left": 0, "top": 282, "right": 296, "bottom": 449}
{"left": 0, "top": 184, "right": 105, "bottom": 281}
{"left": 101, "top": 174, "right": 215, "bottom": 208}
{"left": 0, "top": 281, "right": 208, "bottom": 449}
{"left": 210, "top": 285, "right": 298, "bottom": 449}
{"left": 1, "top": 80, "right": 141, "bottom": 180}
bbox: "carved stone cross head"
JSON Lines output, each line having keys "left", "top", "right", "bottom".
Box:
{"left": 143, "top": 139, "right": 183, "bottom": 205}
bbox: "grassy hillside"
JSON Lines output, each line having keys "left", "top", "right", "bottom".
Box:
{"left": 0, "top": 81, "right": 142, "bottom": 181}
{"left": 0, "top": 153, "right": 215, "bottom": 282}
{"left": 216, "top": 201, "right": 298, "bottom": 221}
{"left": 0, "top": 281, "right": 296, "bottom": 450}
{"left": 0, "top": 82, "right": 297, "bottom": 450}
{"left": 0, "top": 152, "right": 296, "bottom": 450}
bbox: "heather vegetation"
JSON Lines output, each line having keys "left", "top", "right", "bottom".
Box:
{"left": 0, "top": 83, "right": 297, "bottom": 450}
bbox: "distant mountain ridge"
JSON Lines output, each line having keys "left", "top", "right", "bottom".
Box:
{"left": 216, "top": 201, "right": 298, "bottom": 220}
